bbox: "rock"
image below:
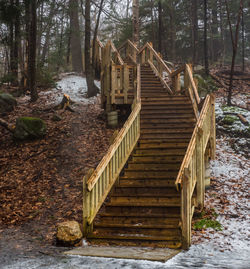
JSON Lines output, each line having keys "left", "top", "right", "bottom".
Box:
{"left": 51, "top": 114, "right": 62, "bottom": 121}
{"left": 13, "top": 117, "right": 46, "bottom": 140}
{"left": 56, "top": 220, "right": 83, "bottom": 246}
{"left": 0, "top": 93, "right": 17, "bottom": 113}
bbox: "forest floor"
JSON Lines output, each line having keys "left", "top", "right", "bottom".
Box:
{"left": 0, "top": 67, "right": 249, "bottom": 268}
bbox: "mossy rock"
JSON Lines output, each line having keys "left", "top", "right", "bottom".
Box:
{"left": 14, "top": 117, "right": 46, "bottom": 140}
{"left": 0, "top": 93, "right": 17, "bottom": 113}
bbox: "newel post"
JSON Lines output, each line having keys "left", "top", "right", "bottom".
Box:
{"left": 83, "top": 169, "right": 93, "bottom": 237}
{"left": 210, "top": 93, "right": 216, "bottom": 159}
{"left": 181, "top": 168, "right": 191, "bottom": 249}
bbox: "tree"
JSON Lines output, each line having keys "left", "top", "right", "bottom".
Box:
{"left": 28, "top": 0, "right": 38, "bottom": 102}
{"left": 225, "top": 0, "right": 243, "bottom": 106}
{"left": 204, "top": 0, "right": 209, "bottom": 75}
{"left": 85, "top": 0, "right": 99, "bottom": 97}
{"left": 69, "top": 0, "right": 83, "bottom": 73}
{"left": 158, "top": 0, "right": 163, "bottom": 54}
{"left": 191, "top": 0, "right": 198, "bottom": 65}
{"left": 132, "top": 0, "right": 139, "bottom": 46}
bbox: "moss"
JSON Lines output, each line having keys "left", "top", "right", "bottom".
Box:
{"left": 194, "top": 218, "right": 223, "bottom": 231}
{"left": 222, "top": 115, "right": 238, "bottom": 125}
{"left": 14, "top": 117, "right": 46, "bottom": 140}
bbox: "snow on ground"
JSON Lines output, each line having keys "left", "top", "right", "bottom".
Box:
{"left": 40, "top": 74, "right": 101, "bottom": 105}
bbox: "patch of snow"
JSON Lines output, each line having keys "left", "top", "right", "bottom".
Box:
{"left": 40, "top": 75, "right": 100, "bottom": 105}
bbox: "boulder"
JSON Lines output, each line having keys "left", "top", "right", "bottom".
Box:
{"left": 14, "top": 117, "right": 46, "bottom": 140}
{"left": 56, "top": 220, "right": 83, "bottom": 246}
{"left": 0, "top": 93, "right": 17, "bottom": 113}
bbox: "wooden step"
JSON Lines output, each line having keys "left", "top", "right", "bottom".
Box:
{"left": 99, "top": 206, "right": 180, "bottom": 217}
{"left": 134, "top": 148, "right": 186, "bottom": 156}
{"left": 140, "top": 134, "right": 192, "bottom": 140}
{"left": 95, "top": 216, "right": 180, "bottom": 226}
{"left": 141, "top": 128, "right": 194, "bottom": 134}
{"left": 141, "top": 104, "right": 193, "bottom": 110}
{"left": 113, "top": 186, "right": 179, "bottom": 197}
{"left": 140, "top": 118, "right": 196, "bottom": 124}
{"left": 124, "top": 171, "right": 178, "bottom": 178}
{"left": 141, "top": 123, "right": 194, "bottom": 129}
{"left": 131, "top": 155, "right": 183, "bottom": 163}
{"left": 88, "top": 238, "right": 182, "bottom": 249}
{"left": 92, "top": 227, "right": 181, "bottom": 238}
{"left": 119, "top": 178, "right": 176, "bottom": 187}
{"left": 127, "top": 163, "right": 181, "bottom": 171}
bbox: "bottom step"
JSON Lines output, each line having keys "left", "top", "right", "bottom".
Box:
{"left": 88, "top": 237, "right": 182, "bottom": 249}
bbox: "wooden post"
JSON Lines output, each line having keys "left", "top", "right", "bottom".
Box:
{"left": 181, "top": 168, "right": 191, "bottom": 249}
{"left": 196, "top": 128, "right": 205, "bottom": 208}
{"left": 124, "top": 64, "right": 129, "bottom": 104}
{"left": 82, "top": 181, "right": 89, "bottom": 237}
{"left": 184, "top": 67, "right": 190, "bottom": 96}
{"left": 111, "top": 63, "right": 116, "bottom": 104}
{"left": 210, "top": 93, "right": 216, "bottom": 159}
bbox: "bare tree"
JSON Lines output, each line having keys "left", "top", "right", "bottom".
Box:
{"left": 225, "top": 0, "right": 243, "bottom": 106}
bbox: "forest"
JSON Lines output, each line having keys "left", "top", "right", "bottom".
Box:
{"left": 0, "top": 0, "right": 249, "bottom": 268}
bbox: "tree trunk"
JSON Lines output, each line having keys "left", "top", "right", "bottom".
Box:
{"left": 204, "top": 0, "right": 209, "bottom": 75}
{"left": 158, "top": 0, "right": 163, "bottom": 54}
{"left": 225, "top": 0, "right": 243, "bottom": 106}
{"left": 132, "top": 0, "right": 139, "bottom": 47}
{"left": 241, "top": 4, "right": 245, "bottom": 72}
{"left": 28, "top": 0, "right": 38, "bottom": 102}
{"left": 191, "top": 0, "right": 198, "bottom": 65}
{"left": 219, "top": 0, "right": 225, "bottom": 66}
{"left": 92, "top": 0, "right": 104, "bottom": 77}
{"left": 69, "top": 0, "right": 83, "bottom": 73}
{"left": 85, "top": 0, "right": 99, "bottom": 97}
{"left": 211, "top": 0, "right": 219, "bottom": 63}
{"left": 169, "top": 4, "right": 176, "bottom": 61}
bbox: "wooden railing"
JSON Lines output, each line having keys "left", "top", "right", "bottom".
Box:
{"left": 138, "top": 42, "right": 173, "bottom": 94}
{"left": 175, "top": 94, "right": 216, "bottom": 249}
{"left": 101, "top": 40, "right": 139, "bottom": 108}
{"left": 118, "top": 39, "right": 139, "bottom": 64}
{"left": 82, "top": 101, "right": 141, "bottom": 236}
{"left": 171, "top": 64, "right": 200, "bottom": 118}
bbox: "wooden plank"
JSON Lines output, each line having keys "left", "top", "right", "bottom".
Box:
{"left": 170, "top": 65, "right": 185, "bottom": 78}
{"left": 65, "top": 246, "right": 180, "bottom": 262}
{"left": 123, "top": 64, "right": 129, "bottom": 104}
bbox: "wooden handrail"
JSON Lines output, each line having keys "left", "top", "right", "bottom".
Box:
{"left": 175, "top": 95, "right": 210, "bottom": 188}
{"left": 174, "top": 94, "right": 215, "bottom": 249}
{"left": 83, "top": 101, "right": 141, "bottom": 231}
{"left": 148, "top": 60, "right": 173, "bottom": 94}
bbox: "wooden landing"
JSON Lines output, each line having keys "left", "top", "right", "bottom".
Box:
{"left": 64, "top": 245, "right": 180, "bottom": 262}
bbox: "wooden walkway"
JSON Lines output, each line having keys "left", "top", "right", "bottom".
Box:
{"left": 83, "top": 39, "right": 216, "bottom": 250}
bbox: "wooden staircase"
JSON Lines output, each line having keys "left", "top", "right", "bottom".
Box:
{"left": 87, "top": 64, "right": 196, "bottom": 249}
